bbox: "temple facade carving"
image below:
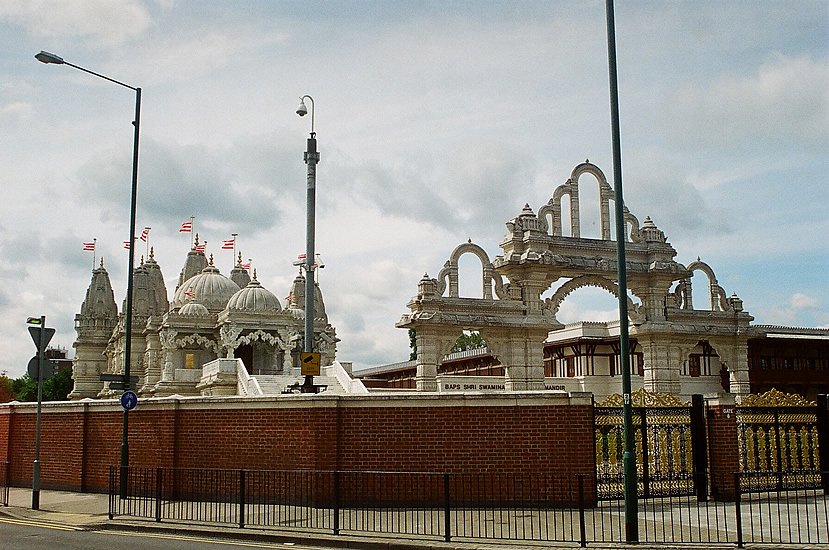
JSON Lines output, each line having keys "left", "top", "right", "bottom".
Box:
{"left": 71, "top": 247, "right": 338, "bottom": 399}
{"left": 397, "top": 161, "right": 756, "bottom": 400}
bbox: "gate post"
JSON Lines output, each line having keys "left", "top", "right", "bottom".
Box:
{"left": 238, "top": 469, "right": 246, "bottom": 529}
{"left": 690, "top": 394, "right": 709, "bottom": 501}
{"left": 638, "top": 407, "right": 649, "bottom": 499}
{"left": 705, "top": 393, "right": 739, "bottom": 500}
{"left": 817, "top": 394, "right": 828, "bottom": 490}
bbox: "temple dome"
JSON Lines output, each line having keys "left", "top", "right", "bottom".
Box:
{"left": 171, "top": 264, "right": 240, "bottom": 312}
{"left": 178, "top": 301, "right": 210, "bottom": 316}
{"left": 80, "top": 264, "right": 118, "bottom": 319}
{"left": 225, "top": 277, "right": 281, "bottom": 313}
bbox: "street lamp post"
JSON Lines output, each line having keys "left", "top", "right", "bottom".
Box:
{"left": 36, "top": 51, "right": 140, "bottom": 495}
{"left": 603, "top": 3, "right": 638, "bottom": 542}
{"left": 296, "top": 95, "right": 319, "bottom": 393}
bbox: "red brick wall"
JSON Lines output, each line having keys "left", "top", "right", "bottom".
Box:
{"left": 0, "top": 408, "right": 9, "bottom": 465}
{"left": 337, "top": 405, "right": 594, "bottom": 474}
{"left": 706, "top": 403, "right": 739, "bottom": 499}
{"left": 0, "top": 395, "right": 596, "bottom": 493}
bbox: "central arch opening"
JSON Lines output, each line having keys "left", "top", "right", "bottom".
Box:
{"left": 548, "top": 285, "right": 621, "bottom": 324}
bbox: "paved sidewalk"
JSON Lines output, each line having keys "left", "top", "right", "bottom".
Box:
{"left": 0, "top": 486, "right": 822, "bottom": 549}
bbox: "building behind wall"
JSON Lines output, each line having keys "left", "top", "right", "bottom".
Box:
{"left": 70, "top": 239, "right": 339, "bottom": 400}
{"left": 357, "top": 161, "right": 828, "bottom": 402}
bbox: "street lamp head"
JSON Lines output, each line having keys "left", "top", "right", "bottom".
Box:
{"left": 296, "top": 98, "right": 308, "bottom": 117}
{"left": 35, "top": 51, "right": 64, "bottom": 64}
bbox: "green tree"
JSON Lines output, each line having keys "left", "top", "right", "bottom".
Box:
{"left": 8, "top": 368, "right": 73, "bottom": 402}
{"left": 43, "top": 368, "right": 73, "bottom": 401}
{"left": 0, "top": 371, "right": 14, "bottom": 403}
{"left": 408, "top": 329, "right": 417, "bottom": 361}
{"left": 11, "top": 374, "right": 37, "bottom": 402}
{"left": 451, "top": 331, "right": 487, "bottom": 352}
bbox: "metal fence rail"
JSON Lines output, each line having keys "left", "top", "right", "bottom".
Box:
{"left": 735, "top": 471, "right": 829, "bottom": 546}
{"left": 108, "top": 467, "right": 827, "bottom": 546}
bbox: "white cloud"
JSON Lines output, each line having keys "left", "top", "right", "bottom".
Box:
{"left": 668, "top": 54, "right": 829, "bottom": 149}
{"left": 1, "top": 2, "right": 827, "bottom": 379}
{"left": 0, "top": 0, "right": 152, "bottom": 45}
{"left": 0, "top": 101, "right": 32, "bottom": 119}
{"left": 791, "top": 292, "right": 818, "bottom": 310}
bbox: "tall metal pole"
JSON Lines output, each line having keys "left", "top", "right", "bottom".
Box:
{"left": 605, "top": 0, "right": 638, "bottom": 542}
{"left": 35, "top": 52, "right": 140, "bottom": 497}
{"left": 120, "top": 86, "right": 141, "bottom": 495}
{"left": 32, "top": 315, "right": 45, "bottom": 510}
{"left": 299, "top": 95, "right": 319, "bottom": 392}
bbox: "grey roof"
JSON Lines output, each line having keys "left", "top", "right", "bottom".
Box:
{"left": 172, "top": 264, "right": 240, "bottom": 312}
{"left": 225, "top": 278, "right": 282, "bottom": 313}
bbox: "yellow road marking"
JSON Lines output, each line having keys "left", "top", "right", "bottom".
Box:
{"left": 0, "top": 516, "right": 84, "bottom": 531}
{"left": 103, "top": 530, "right": 317, "bottom": 548}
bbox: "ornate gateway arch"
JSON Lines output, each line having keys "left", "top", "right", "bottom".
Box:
{"left": 398, "top": 161, "right": 754, "bottom": 397}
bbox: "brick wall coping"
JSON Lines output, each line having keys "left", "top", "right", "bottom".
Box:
{"left": 0, "top": 391, "right": 593, "bottom": 413}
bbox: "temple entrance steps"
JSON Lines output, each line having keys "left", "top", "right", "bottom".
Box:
{"left": 251, "top": 374, "right": 346, "bottom": 395}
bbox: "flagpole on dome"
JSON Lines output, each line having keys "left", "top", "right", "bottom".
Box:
{"left": 190, "top": 216, "right": 195, "bottom": 248}
{"left": 142, "top": 227, "right": 150, "bottom": 259}
{"left": 93, "top": 238, "right": 96, "bottom": 270}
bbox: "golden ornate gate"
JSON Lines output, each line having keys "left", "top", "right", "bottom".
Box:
{"left": 736, "top": 389, "right": 820, "bottom": 490}
{"left": 595, "top": 388, "right": 701, "bottom": 499}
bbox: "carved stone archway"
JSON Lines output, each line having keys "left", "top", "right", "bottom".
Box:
{"left": 399, "top": 161, "right": 755, "bottom": 400}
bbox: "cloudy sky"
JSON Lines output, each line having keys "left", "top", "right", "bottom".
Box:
{"left": 1, "top": 1, "right": 826, "bottom": 379}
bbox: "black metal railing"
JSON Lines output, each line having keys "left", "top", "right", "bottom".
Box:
{"left": 109, "top": 467, "right": 827, "bottom": 546}
{"left": 1, "top": 461, "right": 9, "bottom": 506}
{"left": 735, "top": 470, "right": 829, "bottom": 547}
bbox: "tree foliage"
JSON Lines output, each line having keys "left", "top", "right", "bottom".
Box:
{"left": 1, "top": 368, "right": 73, "bottom": 403}
{"left": 408, "top": 329, "right": 488, "bottom": 360}
{"left": 451, "top": 331, "right": 487, "bottom": 353}
{"left": 408, "top": 329, "right": 417, "bottom": 361}
{"left": 0, "top": 372, "right": 14, "bottom": 403}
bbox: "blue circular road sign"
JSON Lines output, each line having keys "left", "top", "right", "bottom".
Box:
{"left": 120, "top": 391, "right": 138, "bottom": 410}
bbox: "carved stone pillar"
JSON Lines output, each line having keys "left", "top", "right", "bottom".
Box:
{"left": 139, "top": 316, "right": 163, "bottom": 396}
{"left": 68, "top": 342, "right": 109, "bottom": 400}
{"left": 159, "top": 328, "right": 177, "bottom": 382}
{"left": 641, "top": 338, "right": 680, "bottom": 394}
{"left": 483, "top": 328, "right": 547, "bottom": 391}
{"left": 727, "top": 341, "right": 751, "bottom": 402}
{"left": 415, "top": 327, "right": 453, "bottom": 392}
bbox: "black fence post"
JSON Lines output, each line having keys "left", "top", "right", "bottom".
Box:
{"left": 443, "top": 473, "right": 451, "bottom": 542}
{"left": 2, "top": 461, "right": 9, "bottom": 507}
{"left": 691, "top": 394, "right": 709, "bottom": 501}
{"left": 817, "top": 394, "right": 828, "bottom": 490}
{"left": 773, "top": 408, "right": 784, "bottom": 490}
{"left": 639, "top": 407, "right": 650, "bottom": 499}
{"left": 108, "top": 465, "right": 114, "bottom": 520}
{"left": 333, "top": 471, "right": 340, "bottom": 535}
{"left": 239, "top": 469, "right": 246, "bottom": 529}
{"left": 578, "top": 475, "right": 587, "bottom": 548}
{"left": 155, "top": 467, "right": 163, "bottom": 522}
{"left": 734, "top": 472, "right": 743, "bottom": 548}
